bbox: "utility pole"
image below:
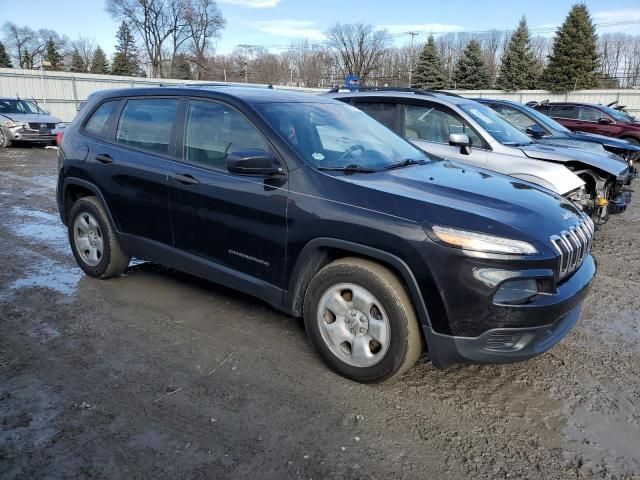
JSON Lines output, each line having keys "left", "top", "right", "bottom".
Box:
{"left": 406, "top": 31, "right": 419, "bottom": 87}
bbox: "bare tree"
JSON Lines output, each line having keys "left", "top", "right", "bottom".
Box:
{"left": 106, "top": 0, "right": 177, "bottom": 77}
{"left": 72, "top": 35, "right": 97, "bottom": 72}
{"left": 2, "top": 22, "right": 34, "bottom": 68}
{"left": 185, "top": 0, "right": 225, "bottom": 80}
{"left": 325, "top": 23, "right": 391, "bottom": 83}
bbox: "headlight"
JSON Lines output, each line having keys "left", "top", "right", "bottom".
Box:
{"left": 432, "top": 226, "right": 538, "bottom": 255}
{"left": 2, "top": 120, "right": 27, "bottom": 128}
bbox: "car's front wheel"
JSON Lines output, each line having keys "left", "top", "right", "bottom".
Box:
{"left": 0, "top": 128, "right": 12, "bottom": 148}
{"left": 68, "top": 196, "right": 131, "bottom": 279}
{"left": 303, "top": 257, "right": 423, "bottom": 383}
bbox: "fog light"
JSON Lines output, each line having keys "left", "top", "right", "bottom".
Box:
{"left": 493, "top": 279, "right": 538, "bottom": 305}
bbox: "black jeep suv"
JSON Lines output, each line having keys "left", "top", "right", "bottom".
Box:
{"left": 57, "top": 87, "right": 596, "bottom": 383}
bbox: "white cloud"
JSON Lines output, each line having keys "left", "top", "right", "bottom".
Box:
{"left": 378, "top": 23, "right": 464, "bottom": 35}
{"left": 593, "top": 8, "right": 640, "bottom": 34}
{"left": 250, "top": 19, "right": 326, "bottom": 41}
{"left": 218, "top": 0, "right": 282, "bottom": 8}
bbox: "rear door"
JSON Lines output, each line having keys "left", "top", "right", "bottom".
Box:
{"left": 400, "top": 101, "right": 488, "bottom": 167}
{"left": 168, "top": 98, "right": 289, "bottom": 289}
{"left": 81, "top": 97, "right": 177, "bottom": 249}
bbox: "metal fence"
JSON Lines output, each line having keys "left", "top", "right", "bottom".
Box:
{"left": 1, "top": 67, "right": 639, "bottom": 122}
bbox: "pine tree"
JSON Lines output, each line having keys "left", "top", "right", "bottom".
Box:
{"left": 90, "top": 47, "right": 110, "bottom": 74}
{"left": 412, "top": 35, "right": 447, "bottom": 89}
{"left": 497, "top": 17, "right": 540, "bottom": 90}
{"left": 112, "top": 21, "right": 141, "bottom": 76}
{"left": 171, "top": 54, "right": 192, "bottom": 80}
{"left": 70, "top": 49, "right": 86, "bottom": 73}
{"left": 542, "top": 4, "right": 599, "bottom": 93}
{"left": 452, "top": 40, "right": 490, "bottom": 89}
{"left": 44, "top": 38, "right": 63, "bottom": 70}
{"left": 0, "top": 41, "right": 13, "bottom": 68}
{"left": 22, "top": 52, "right": 33, "bottom": 69}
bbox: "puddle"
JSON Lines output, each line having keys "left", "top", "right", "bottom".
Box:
{"left": 8, "top": 256, "right": 82, "bottom": 296}
{"left": 8, "top": 206, "right": 70, "bottom": 254}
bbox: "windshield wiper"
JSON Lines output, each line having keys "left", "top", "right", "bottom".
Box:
{"left": 316, "top": 164, "right": 380, "bottom": 173}
{"left": 384, "top": 158, "right": 427, "bottom": 170}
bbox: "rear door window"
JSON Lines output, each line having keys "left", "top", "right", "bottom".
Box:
{"left": 550, "top": 105, "right": 578, "bottom": 119}
{"left": 84, "top": 100, "right": 120, "bottom": 138}
{"left": 352, "top": 102, "right": 399, "bottom": 131}
{"left": 116, "top": 98, "right": 180, "bottom": 155}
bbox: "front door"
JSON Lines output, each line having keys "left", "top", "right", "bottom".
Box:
{"left": 168, "top": 98, "right": 289, "bottom": 289}
{"left": 401, "top": 102, "right": 488, "bottom": 168}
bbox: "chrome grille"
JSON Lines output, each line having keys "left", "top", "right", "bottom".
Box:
{"left": 550, "top": 215, "right": 594, "bottom": 281}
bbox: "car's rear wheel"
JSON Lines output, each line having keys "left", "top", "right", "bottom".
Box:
{"left": 68, "top": 196, "right": 130, "bottom": 279}
{"left": 0, "top": 129, "right": 12, "bottom": 148}
{"left": 303, "top": 257, "right": 423, "bottom": 383}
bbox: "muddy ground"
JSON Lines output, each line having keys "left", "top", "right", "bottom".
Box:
{"left": 0, "top": 147, "right": 638, "bottom": 480}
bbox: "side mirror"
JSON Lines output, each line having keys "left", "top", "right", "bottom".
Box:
{"left": 598, "top": 117, "right": 613, "bottom": 125}
{"left": 526, "top": 124, "right": 547, "bottom": 138}
{"left": 449, "top": 133, "right": 472, "bottom": 155}
{"left": 227, "top": 149, "right": 284, "bottom": 176}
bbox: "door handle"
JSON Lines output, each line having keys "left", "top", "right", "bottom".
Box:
{"left": 95, "top": 154, "right": 114, "bottom": 164}
{"left": 173, "top": 173, "right": 200, "bottom": 185}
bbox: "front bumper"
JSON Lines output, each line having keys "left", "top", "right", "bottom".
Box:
{"left": 2, "top": 125, "right": 56, "bottom": 143}
{"left": 423, "top": 254, "right": 596, "bottom": 368}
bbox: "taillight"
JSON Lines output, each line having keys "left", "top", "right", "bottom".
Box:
{"left": 56, "top": 131, "right": 64, "bottom": 145}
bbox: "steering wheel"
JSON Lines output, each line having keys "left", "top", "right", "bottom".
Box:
{"left": 337, "top": 144, "right": 366, "bottom": 163}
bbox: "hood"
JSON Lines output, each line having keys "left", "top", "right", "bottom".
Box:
{"left": 521, "top": 142, "right": 628, "bottom": 177}
{"left": 0, "top": 112, "right": 62, "bottom": 124}
{"left": 332, "top": 160, "right": 585, "bottom": 248}
{"left": 569, "top": 131, "right": 640, "bottom": 152}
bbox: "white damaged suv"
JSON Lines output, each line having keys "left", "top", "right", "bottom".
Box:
{"left": 0, "top": 97, "right": 65, "bottom": 147}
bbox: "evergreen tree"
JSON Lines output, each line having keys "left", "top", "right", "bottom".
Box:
{"left": 70, "top": 49, "right": 86, "bottom": 73}
{"left": 44, "top": 38, "right": 63, "bottom": 70}
{"left": 452, "top": 40, "right": 490, "bottom": 89}
{"left": 112, "top": 21, "right": 141, "bottom": 76}
{"left": 497, "top": 17, "right": 540, "bottom": 90}
{"left": 411, "top": 35, "right": 447, "bottom": 89}
{"left": 22, "top": 52, "right": 33, "bottom": 70}
{"left": 0, "top": 41, "right": 13, "bottom": 68}
{"left": 171, "top": 54, "right": 192, "bottom": 80}
{"left": 90, "top": 47, "right": 110, "bottom": 74}
{"left": 542, "top": 4, "right": 599, "bottom": 93}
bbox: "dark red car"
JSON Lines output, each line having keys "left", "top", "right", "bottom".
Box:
{"left": 534, "top": 102, "right": 640, "bottom": 146}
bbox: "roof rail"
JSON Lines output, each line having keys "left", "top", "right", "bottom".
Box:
{"left": 326, "top": 86, "right": 461, "bottom": 97}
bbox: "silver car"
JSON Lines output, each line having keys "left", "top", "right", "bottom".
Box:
{"left": 326, "top": 90, "right": 627, "bottom": 212}
{"left": 0, "top": 97, "right": 65, "bottom": 147}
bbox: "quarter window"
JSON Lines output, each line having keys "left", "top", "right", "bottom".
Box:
{"left": 405, "top": 104, "right": 485, "bottom": 148}
{"left": 116, "top": 98, "right": 179, "bottom": 155}
{"left": 184, "top": 100, "right": 268, "bottom": 171}
{"left": 84, "top": 100, "right": 119, "bottom": 138}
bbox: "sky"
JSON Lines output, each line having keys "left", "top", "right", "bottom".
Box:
{"left": 3, "top": 0, "right": 640, "bottom": 57}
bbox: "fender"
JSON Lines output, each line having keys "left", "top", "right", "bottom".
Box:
{"left": 60, "top": 177, "right": 119, "bottom": 231}
{"left": 284, "top": 237, "right": 435, "bottom": 347}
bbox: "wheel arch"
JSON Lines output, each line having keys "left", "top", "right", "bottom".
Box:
{"left": 61, "top": 178, "right": 117, "bottom": 230}
{"left": 284, "top": 238, "right": 435, "bottom": 349}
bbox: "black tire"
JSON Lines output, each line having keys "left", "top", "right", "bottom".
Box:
{"left": 0, "top": 128, "right": 12, "bottom": 148}
{"left": 68, "top": 196, "right": 130, "bottom": 279}
{"left": 622, "top": 137, "right": 640, "bottom": 147}
{"left": 303, "top": 257, "right": 423, "bottom": 383}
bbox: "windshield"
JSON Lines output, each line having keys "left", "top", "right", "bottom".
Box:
{"left": 0, "top": 99, "right": 44, "bottom": 115}
{"left": 254, "top": 102, "right": 429, "bottom": 170}
{"left": 601, "top": 105, "right": 635, "bottom": 123}
{"left": 459, "top": 102, "right": 533, "bottom": 146}
{"left": 520, "top": 104, "right": 572, "bottom": 133}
